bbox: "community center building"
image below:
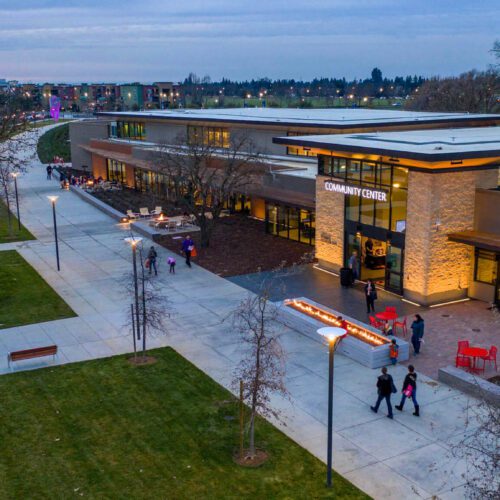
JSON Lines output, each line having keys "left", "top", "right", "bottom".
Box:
{"left": 70, "top": 108, "right": 500, "bottom": 306}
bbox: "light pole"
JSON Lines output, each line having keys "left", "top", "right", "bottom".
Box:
{"left": 317, "top": 326, "right": 347, "bottom": 489}
{"left": 124, "top": 236, "right": 143, "bottom": 343}
{"left": 47, "top": 196, "right": 60, "bottom": 271}
{"left": 11, "top": 172, "right": 21, "bottom": 231}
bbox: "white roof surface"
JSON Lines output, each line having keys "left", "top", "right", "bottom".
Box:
{"left": 99, "top": 107, "right": 500, "bottom": 128}
{"left": 275, "top": 126, "right": 500, "bottom": 158}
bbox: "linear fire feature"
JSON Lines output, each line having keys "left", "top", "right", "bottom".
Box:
{"left": 285, "top": 299, "right": 388, "bottom": 347}
{"left": 278, "top": 297, "right": 409, "bottom": 368}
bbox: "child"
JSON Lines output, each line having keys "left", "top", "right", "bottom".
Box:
{"left": 168, "top": 256, "right": 176, "bottom": 274}
{"left": 389, "top": 338, "right": 399, "bottom": 365}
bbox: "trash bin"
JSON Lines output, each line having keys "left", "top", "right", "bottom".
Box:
{"left": 340, "top": 267, "right": 353, "bottom": 287}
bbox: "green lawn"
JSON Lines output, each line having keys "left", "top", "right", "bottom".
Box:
{"left": 0, "top": 203, "right": 35, "bottom": 243}
{"left": 37, "top": 122, "right": 71, "bottom": 163}
{"left": 0, "top": 250, "right": 75, "bottom": 329}
{"left": 0, "top": 347, "right": 369, "bottom": 499}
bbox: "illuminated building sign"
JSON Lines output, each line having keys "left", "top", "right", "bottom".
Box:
{"left": 324, "top": 180, "right": 388, "bottom": 202}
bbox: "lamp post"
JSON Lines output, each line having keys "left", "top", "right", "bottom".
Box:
{"left": 11, "top": 172, "right": 21, "bottom": 231}
{"left": 317, "top": 326, "right": 347, "bottom": 488}
{"left": 47, "top": 196, "right": 60, "bottom": 271}
{"left": 124, "top": 236, "right": 143, "bottom": 343}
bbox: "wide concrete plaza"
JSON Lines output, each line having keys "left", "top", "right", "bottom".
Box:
{"left": 0, "top": 138, "right": 492, "bottom": 499}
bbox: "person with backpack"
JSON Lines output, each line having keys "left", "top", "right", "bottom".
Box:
{"left": 370, "top": 366, "right": 396, "bottom": 419}
{"left": 147, "top": 246, "right": 158, "bottom": 276}
{"left": 395, "top": 365, "right": 419, "bottom": 416}
{"left": 389, "top": 338, "right": 399, "bottom": 365}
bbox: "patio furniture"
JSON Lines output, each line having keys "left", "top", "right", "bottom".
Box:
{"left": 461, "top": 346, "right": 489, "bottom": 374}
{"left": 481, "top": 346, "right": 498, "bottom": 372}
{"left": 369, "top": 316, "right": 384, "bottom": 330}
{"left": 393, "top": 317, "right": 408, "bottom": 336}
{"left": 375, "top": 311, "right": 398, "bottom": 330}
{"left": 151, "top": 206, "right": 163, "bottom": 215}
{"left": 127, "top": 210, "right": 139, "bottom": 220}
{"left": 456, "top": 340, "right": 470, "bottom": 366}
{"left": 139, "top": 207, "right": 152, "bottom": 218}
{"left": 167, "top": 221, "right": 177, "bottom": 232}
{"left": 155, "top": 220, "right": 169, "bottom": 230}
{"left": 385, "top": 306, "right": 397, "bottom": 313}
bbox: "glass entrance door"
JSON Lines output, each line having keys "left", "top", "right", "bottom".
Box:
{"left": 385, "top": 245, "right": 404, "bottom": 294}
{"left": 496, "top": 260, "right": 500, "bottom": 307}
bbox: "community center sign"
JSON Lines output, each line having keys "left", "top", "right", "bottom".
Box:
{"left": 324, "top": 180, "right": 388, "bottom": 202}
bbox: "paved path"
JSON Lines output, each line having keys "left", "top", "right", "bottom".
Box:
{"left": 0, "top": 144, "right": 488, "bottom": 499}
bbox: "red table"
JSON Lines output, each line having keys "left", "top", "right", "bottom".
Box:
{"left": 375, "top": 311, "right": 398, "bottom": 325}
{"left": 461, "top": 346, "right": 489, "bottom": 373}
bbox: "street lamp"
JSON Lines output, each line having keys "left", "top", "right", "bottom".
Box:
{"left": 11, "top": 172, "right": 21, "bottom": 231}
{"left": 47, "top": 195, "right": 60, "bottom": 271}
{"left": 124, "top": 236, "right": 143, "bottom": 343}
{"left": 317, "top": 326, "right": 347, "bottom": 488}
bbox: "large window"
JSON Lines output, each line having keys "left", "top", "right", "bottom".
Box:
{"left": 187, "top": 125, "right": 230, "bottom": 148}
{"left": 319, "top": 156, "right": 408, "bottom": 234}
{"left": 134, "top": 168, "right": 169, "bottom": 195}
{"left": 106, "top": 159, "right": 127, "bottom": 183}
{"left": 286, "top": 132, "right": 317, "bottom": 157}
{"left": 475, "top": 250, "right": 498, "bottom": 285}
{"left": 265, "top": 203, "right": 315, "bottom": 245}
{"left": 116, "top": 121, "right": 145, "bottom": 140}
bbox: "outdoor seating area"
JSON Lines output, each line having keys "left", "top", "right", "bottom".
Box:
{"left": 368, "top": 306, "right": 407, "bottom": 336}
{"left": 456, "top": 341, "right": 498, "bottom": 374}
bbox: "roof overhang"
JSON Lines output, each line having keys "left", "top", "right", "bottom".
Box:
{"left": 448, "top": 230, "right": 500, "bottom": 253}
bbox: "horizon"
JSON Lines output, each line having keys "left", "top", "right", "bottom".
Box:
{"left": 1, "top": 1, "right": 498, "bottom": 83}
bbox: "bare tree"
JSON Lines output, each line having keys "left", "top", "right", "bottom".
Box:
{"left": 123, "top": 241, "right": 173, "bottom": 362}
{"left": 452, "top": 383, "right": 500, "bottom": 499}
{"left": 0, "top": 101, "right": 36, "bottom": 235}
{"left": 405, "top": 70, "right": 500, "bottom": 113}
{"left": 152, "top": 132, "right": 263, "bottom": 248}
{"left": 231, "top": 269, "right": 288, "bottom": 460}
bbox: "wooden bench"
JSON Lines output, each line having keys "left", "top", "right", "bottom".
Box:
{"left": 8, "top": 345, "right": 58, "bottom": 369}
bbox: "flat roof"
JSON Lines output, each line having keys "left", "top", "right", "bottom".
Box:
{"left": 448, "top": 230, "right": 500, "bottom": 253}
{"left": 273, "top": 126, "right": 500, "bottom": 162}
{"left": 98, "top": 108, "right": 500, "bottom": 129}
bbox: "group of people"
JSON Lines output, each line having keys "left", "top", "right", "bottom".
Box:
{"left": 371, "top": 365, "right": 420, "bottom": 419}
{"left": 144, "top": 235, "right": 196, "bottom": 276}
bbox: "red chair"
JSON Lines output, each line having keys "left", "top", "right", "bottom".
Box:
{"left": 369, "top": 316, "right": 384, "bottom": 330}
{"left": 393, "top": 317, "right": 408, "bottom": 336}
{"left": 481, "top": 346, "right": 498, "bottom": 372}
{"left": 385, "top": 306, "right": 397, "bottom": 313}
{"left": 455, "top": 340, "right": 470, "bottom": 367}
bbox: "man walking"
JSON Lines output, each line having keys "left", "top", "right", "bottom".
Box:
{"left": 348, "top": 251, "right": 359, "bottom": 284}
{"left": 181, "top": 235, "right": 194, "bottom": 268}
{"left": 370, "top": 366, "right": 395, "bottom": 419}
{"left": 46, "top": 164, "right": 52, "bottom": 180}
{"left": 364, "top": 279, "right": 377, "bottom": 314}
{"left": 147, "top": 246, "right": 158, "bottom": 276}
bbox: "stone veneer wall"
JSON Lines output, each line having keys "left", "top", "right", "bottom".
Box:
{"left": 404, "top": 168, "right": 498, "bottom": 305}
{"left": 315, "top": 175, "right": 345, "bottom": 272}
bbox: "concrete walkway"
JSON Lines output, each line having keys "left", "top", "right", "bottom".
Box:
{"left": 0, "top": 145, "right": 488, "bottom": 499}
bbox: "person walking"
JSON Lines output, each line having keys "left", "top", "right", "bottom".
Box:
{"left": 168, "top": 256, "right": 176, "bottom": 274}
{"left": 364, "top": 279, "right": 377, "bottom": 314}
{"left": 46, "top": 164, "right": 52, "bottom": 180}
{"left": 370, "top": 366, "right": 396, "bottom": 419}
{"left": 410, "top": 314, "right": 425, "bottom": 355}
{"left": 348, "top": 251, "right": 359, "bottom": 284}
{"left": 147, "top": 246, "right": 158, "bottom": 276}
{"left": 395, "top": 365, "right": 419, "bottom": 416}
{"left": 182, "top": 235, "right": 194, "bottom": 268}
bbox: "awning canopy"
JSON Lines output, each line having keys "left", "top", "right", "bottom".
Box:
{"left": 448, "top": 230, "right": 500, "bottom": 253}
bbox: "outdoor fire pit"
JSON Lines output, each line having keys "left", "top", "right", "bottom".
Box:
{"left": 278, "top": 297, "right": 409, "bottom": 368}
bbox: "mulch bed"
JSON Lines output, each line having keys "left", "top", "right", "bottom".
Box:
{"left": 127, "top": 356, "right": 158, "bottom": 366}
{"left": 156, "top": 215, "right": 314, "bottom": 277}
{"left": 233, "top": 449, "right": 269, "bottom": 467}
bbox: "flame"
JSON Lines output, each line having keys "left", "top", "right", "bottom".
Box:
{"left": 159, "top": 213, "right": 164, "bottom": 221}
{"left": 286, "top": 299, "right": 388, "bottom": 347}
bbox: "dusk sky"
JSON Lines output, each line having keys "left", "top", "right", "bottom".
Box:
{"left": 1, "top": 0, "right": 498, "bottom": 83}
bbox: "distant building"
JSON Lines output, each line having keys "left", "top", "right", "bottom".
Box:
{"left": 120, "top": 84, "right": 143, "bottom": 110}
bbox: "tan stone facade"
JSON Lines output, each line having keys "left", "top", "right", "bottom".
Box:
{"left": 404, "top": 169, "right": 497, "bottom": 305}
{"left": 315, "top": 175, "right": 345, "bottom": 272}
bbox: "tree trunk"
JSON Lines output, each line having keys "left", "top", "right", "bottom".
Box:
{"left": 248, "top": 412, "right": 256, "bottom": 457}
{"left": 3, "top": 185, "right": 13, "bottom": 236}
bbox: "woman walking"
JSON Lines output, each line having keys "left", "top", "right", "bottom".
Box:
{"left": 395, "top": 365, "right": 419, "bottom": 416}
{"left": 410, "top": 314, "right": 425, "bottom": 355}
{"left": 181, "top": 235, "right": 194, "bottom": 268}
